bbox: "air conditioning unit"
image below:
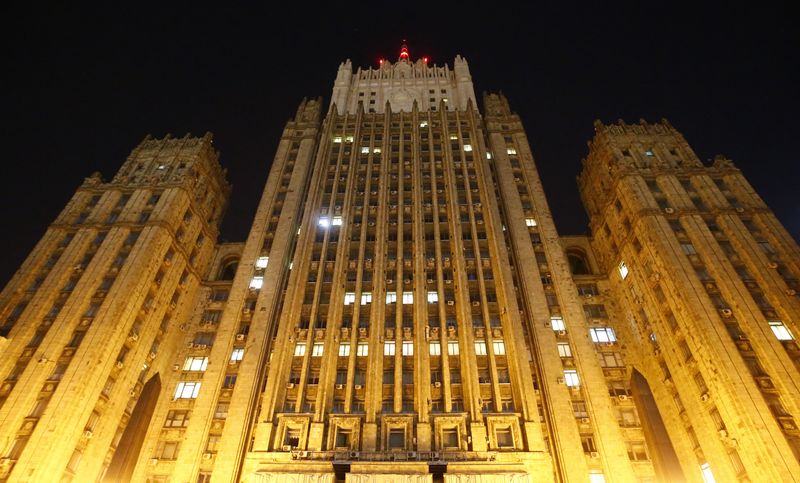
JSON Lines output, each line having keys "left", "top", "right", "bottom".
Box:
{"left": 129, "top": 389, "right": 136, "bottom": 397}
{"left": 349, "top": 451, "right": 360, "bottom": 459}
{"left": 618, "top": 395, "right": 628, "bottom": 401}
{"left": 236, "top": 334, "right": 246, "bottom": 341}
{"left": 580, "top": 418, "right": 590, "bottom": 424}
{"left": 150, "top": 458, "right": 159, "bottom": 465}
{"left": 719, "top": 429, "right": 728, "bottom": 438}
{"left": 84, "top": 429, "right": 94, "bottom": 439}
{"left": 203, "top": 452, "right": 213, "bottom": 460}
{"left": 387, "top": 279, "right": 394, "bottom": 285}
{"left": 335, "top": 384, "right": 344, "bottom": 389}
{"left": 354, "top": 384, "right": 363, "bottom": 390}
{"left": 544, "top": 321, "right": 551, "bottom": 328}
{"left": 447, "top": 300, "right": 455, "bottom": 306}
{"left": 148, "top": 352, "right": 157, "bottom": 360}
{"left": 590, "top": 451, "right": 599, "bottom": 459}
{"left": 128, "top": 333, "right": 139, "bottom": 342}
{"left": 115, "top": 361, "right": 124, "bottom": 369}
{"left": 735, "top": 207, "right": 745, "bottom": 213}
{"left": 700, "top": 393, "right": 710, "bottom": 402}
{"left": 282, "top": 445, "right": 292, "bottom": 452}
{"left": 404, "top": 279, "right": 411, "bottom": 284}
{"left": 445, "top": 279, "right": 452, "bottom": 284}
{"left": 433, "top": 381, "right": 441, "bottom": 388}
{"left": 173, "top": 364, "right": 181, "bottom": 371}
{"left": 557, "top": 330, "right": 567, "bottom": 336}
{"left": 721, "top": 308, "right": 733, "bottom": 317}
{"left": 664, "top": 207, "right": 675, "bottom": 214}
{"left": 557, "top": 377, "right": 565, "bottom": 385}
{"left": 427, "top": 279, "right": 435, "bottom": 284}
{"left": 287, "top": 383, "right": 295, "bottom": 388}
{"left": 243, "top": 308, "right": 251, "bottom": 314}
{"left": 768, "top": 262, "right": 779, "bottom": 269}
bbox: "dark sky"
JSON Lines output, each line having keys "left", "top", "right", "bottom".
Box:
{"left": 2, "top": 4, "right": 798, "bottom": 287}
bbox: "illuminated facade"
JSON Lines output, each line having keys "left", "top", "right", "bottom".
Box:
{"left": 0, "top": 47, "right": 798, "bottom": 482}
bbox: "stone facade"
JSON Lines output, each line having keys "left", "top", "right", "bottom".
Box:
{"left": 0, "top": 49, "right": 797, "bottom": 483}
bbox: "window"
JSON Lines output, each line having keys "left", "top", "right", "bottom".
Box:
{"left": 626, "top": 441, "right": 648, "bottom": 461}
{"left": 361, "top": 146, "right": 370, "bottom": 154}
{"left": 463, "top": 144, "right": 472, "bottom": 152}
{"left": 249, "top": 276, "right": 264, "bottom": 289}
{"left": 447, "top": 341, "right": 460, "bottom": 355}
{"left": 474, "top": 340, "right": 487, "bottom": 355}
{"left": 311, "top": 343, "right": 324, "bottom": 357}
{"left": 214, "top": 403, "right": 229, "bottom": 419}
{"left": 386, "top": 291, "right": 397, "bottom": 304}
{"left": 507, "top": 147, "right": 517, "bottom": 155}
{"left": 230, "top": 348, "right": 244, "bottom": 362}
{"left": 388, "top": 428, "right": 405, "bottom": 449}
{"left": 427, "top": 291, "right": 439, "bottom": 303}
{"left": 599, "top": 352, "right": 625, "bottom": 367}
{"left": 525, "top": 218, "right": 537, "bottom": 227}
{"left": 318, "top": 217, "right": 330, "bottom": 228}
{"left": 495, "top": 427, "right": 514, "bottom": 448}
{"left": 441, "top": 428, "right": 459, "bottom": 449}
{"left": 700, "top": 463, "right": 716, "bottom": 483}
{"left": 618, "top": 261, "right": 629, "bottom": 280}
{"left": 183, "top": 357, "right": 208, "bottom": 371}
{"left": 360, "top": 292, "right": 372, "bottom": 305}
{"left": 156, "top": 441, "right": 180, "bottom": 460}
{"left": 384, "top": 341, "right": 396, "bottom": 356}
{"left": 284, "top": 428, "right": 301, "bottom": 448}
{"left": 429, "top": 342, "right": 441, "bottom": 355}
{"left": 333, "top": 136, "right": 342, "bottom": 143}
{"left": 589, "top": 473, "right": 606, "bottom": 483}
{"left": 344, "top": 292, "right": 356, "bottom": 305}
{"left": 339, "top": 343, "right": 350, "bottom": 356}
{"left": 174, "top": 382, "right": 201, "bottom": 399}
{"left": 681, "top": 243, "right": 697, "bottom": 255}
{"left": 335, "top": 428, "right": 352, "bottom": 448}
{"left": 402, "top": 291, "right": 413, "bottom": 304}
{"left": 402, "top": 341, "right": 414, "bottom": 356}
{"left": 164, "top": 410, "right": 189, "bottom": 428}
{"left": 331, "top": 215, "right": 343, "bottom": 226}
{"left": 590, "top": 327, "right": 617, "bottom": 343}
{"left": 223, "top": 374, "right": 237, "bottom": 388}
{"left": 493, "top": 340, "right": 506, "bottom": 355}
{"left": 557, "top": 343, "right": 572, "bottom": 358}
{"left": 357, "top": 342, "right": 369, "bottom": 356}
{"left": 550, "top": 316, "right": 565, "bottom": 331}
{"left": 769, "top": 320, "right": 794, "bottom": 341}
{"left": 564, "top": 370, "right": 580, "bottom": 387}
{"left": 294, "top": 343, "right": 306, "bottom": 356}
{"left": 255, "top": 256, "right": 269, "bottom": 269}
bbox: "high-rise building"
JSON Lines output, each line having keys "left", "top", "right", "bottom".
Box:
{"left": 0, "top": 46, "right": 798, "bottom": 483}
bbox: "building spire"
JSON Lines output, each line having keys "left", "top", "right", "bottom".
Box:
{"left": 399, "top": 41, "right": 410, "bottom": 61}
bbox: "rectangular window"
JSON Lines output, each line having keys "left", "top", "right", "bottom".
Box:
{"left": 174, "top": 382, "right": 201, "bottom": 399}
{"left": 402, "top": 292, "right": 413, "bottom": 304}
{"left": 447, "top": 341, "right": 460, "bottom": 355}
{"left": 427, "top": 291, "right": 439, "bottom": 303}
{"left": 525, "top": 218, "right": 537, "bottom": 227}
{"left": 360, "top": 292, "right": 372, "bottom": 305}
{"left": 339, "top": 343, "right": 350, "bottom": 356}
{"left": 492, "top": 340, "right": 506, "bottom": 355}
{"left": 564, "top": 369, "right": 580, "bottom": 387}
{"left": 590, "top": 327, "right": 617, "bottom": 343}
{"left": 344, "top": 292, "right": 356, "bottom": 305}
{"left": 441, "top": 427, "right": 459, "bottom": 449}
{"left": 311, "top": 343, "right": 324, "bottom": 357}
{"left": 164, "top": 410, "right": 189, "bottom": 427}
{"left": 255, "top": 256, "right": 269, "bottom": 269}
{"left": 550, "top": 316, "right": 566, "bottom": 331}
{"left": 384, "top": 341, "right": 396, "bottom": 356}
{"left": 507, "top": 147, "right": 517, "bottom": 155}
{"left": 357, "top": 342, "right": 369, "bottom": 356}
{"left": 474, "top": 340, "right": 488, "bottom": 355}
{"left": 156, "top": 441, "right": 180, "bottom": 460}
{"left": 386, "top": 291, "right": 397, "bottom": 304}
{"left": 388, "top": 428, "right": 405, "bottom": 449}
{"left": 249, "top": 276, "right": 264, "bottom": 289}
{"left": 294, "top": 343, "right": 306, "bottom": 356}
{"left": 230, "top": 348, "right": 244, "bottom": 362}
{"left": 618, "top": 261, "right": 629, "bottom": 279}
{"left": 214, "top": 403, "right": 229, "bottom": 419}
{"left": 402, "top": 341, "right": 414, "bottom": 356}
{"left": 557, "top": 343, "right": 572, "bottom": 358}
{"left": 332, "top": 216, "right": 343, "bottom": 226}
{"left": 223, "top": 374, "right": 237, "bottom": 388}
{"left": 183, "top": 357, "right": 209, "bottom": 371}
{"left": 495, "top": 427, "right": 514, "bottom": 448}
{"left": 429, "top": 342, "right": 441, "bottom": 355}
{"left": 769, "top": 320, "right": 794, "bottom": 341}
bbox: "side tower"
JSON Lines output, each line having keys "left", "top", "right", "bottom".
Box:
{"left": 0, "top": 134, "right": 229, "bottom": 481}
{"left": 579, "top": 119, "right": 800, "bottom": 482}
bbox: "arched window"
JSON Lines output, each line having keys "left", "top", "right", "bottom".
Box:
{"left": 567, "top": 250, "right": 591, "bottom": 275}
{"left": 218, "top": 259, "right": 239, "bottom": 281}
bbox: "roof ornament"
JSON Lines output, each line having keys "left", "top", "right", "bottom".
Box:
{"left": 399, "top": 41, "right": 410, "bottom": 61}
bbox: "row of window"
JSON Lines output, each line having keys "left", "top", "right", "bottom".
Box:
{"left": 292, "top": 340, "right": 507, "bottom": 358}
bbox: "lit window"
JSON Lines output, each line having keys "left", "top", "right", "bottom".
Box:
{"left": 333, "top": 136, "right": 342, "bottom": 143}
{"left": 174, "top": 381, "right": 201, "bottom": 399}
{"left": 474, "top": 340, "right": 487, "bottom": 355}
{"left": 507, "top": 147, "right": 517, "bottom": 155}
{"left": 448, "top": 341, "right": 460, "bottom": 355}
{"left": 249, "top": 276, "right": 264, "bottom": 289}
{"left": 700, "top": 463, "right": 716, "bottom": 483}
{"left": 420, "top": 121, "right": 428, "bottom": 128}
{"left": 344, "top": 292, "right": 356, "bottom": 305}
{"left": 373, "top": 147, "right": 381, "bottom": 154}
{"left": 386, "top": 291, "right": 397, "bottom": 304}
{"left": 357, "top": 342, "right": 369, "bottom": 356}
{"left": 429, "top": 342, "right": 441, "bottom": 355}
{"left": 486, "top": 152, "right": 492, "bottom": 159}
{"left": 618, "top": 261, "right": 629, "bottom": 280}
{"left": 294, "top": 343, "right": 306, "bottom": 357}
{"left": 345, "top": 135, "right": 354, "bottom": 143}
{"left": 645, "top": 150, "right": 654, "bottom": 156}
{"left": 402, "top": 341, "right": 414, "bottom": 356}
{"left": 590, "top": 327, "right": 617, "bottom": 343}
{"left": 312, "top": 343, "right": 324, "bottom": 357}
{"left": 331, "top": 216, "right": 343, "bottom": 226}
{"left": 427, "top": 291, "right": 439, "bottom": 303}
{"left": 402, "top": 291, "right": 413, "bottom": 304}
{"left": 339, "top": 343, "right": 350, "bottom": 356}
{"left": 557, "top": 343, "right": 572, "bottom": 358}
{"left": 361, "top": 146, "right": 370, "bottom": 154}
{"left": 289, "top": 262, "right": 294, "bottom": 270}
{"left": 318, "top": 217, "right": 330, "bottom": 228}
{"left": 769, "top": 320, "right": 794, "bottom": 341}
{"left": 183, "top": 356, "right": 209, "bottom": 371}
{"left": 550, "top": 316, "right": 566, "bottom": 331}
{"left": 449, "top": 134, "right": 458, "bottom": 140}
{"left": 256, "top": 256, "right": 269, "bottom": 269}
{"left": 564, "top": 369, "right": 580, "bottom": 387}
{"left": 493, "top": 340, "right": 506, "bottom": 355}
{"left": 463, "top": 144, "right": 472, "bottom": 152}
{"left": 384, "top": 341, "right": 396, "bottom": 356}
{"left": 361, "top": 292, "right": 372, "bottom": 305}
{"left": 230, "top": 348, "right": 244, "bottom": 362}
{"left": 589, "top": 472, "right": 606, "bottom": 483}
{"left": 525, "top": 218, "right": 537, "bottom": 227}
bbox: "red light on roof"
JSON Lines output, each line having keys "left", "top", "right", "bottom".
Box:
{"left": 422, "top": 56, "right": 429, "bottom": 64}
{"left": 379, "top": 58, "right": 385, "bottom": 65}
{"left": 399, "top": 43, "right": 410, "bottom": 60}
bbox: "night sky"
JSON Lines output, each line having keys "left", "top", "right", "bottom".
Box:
{"left": 2, "top": 4, "right": 797, "bottom": 286}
